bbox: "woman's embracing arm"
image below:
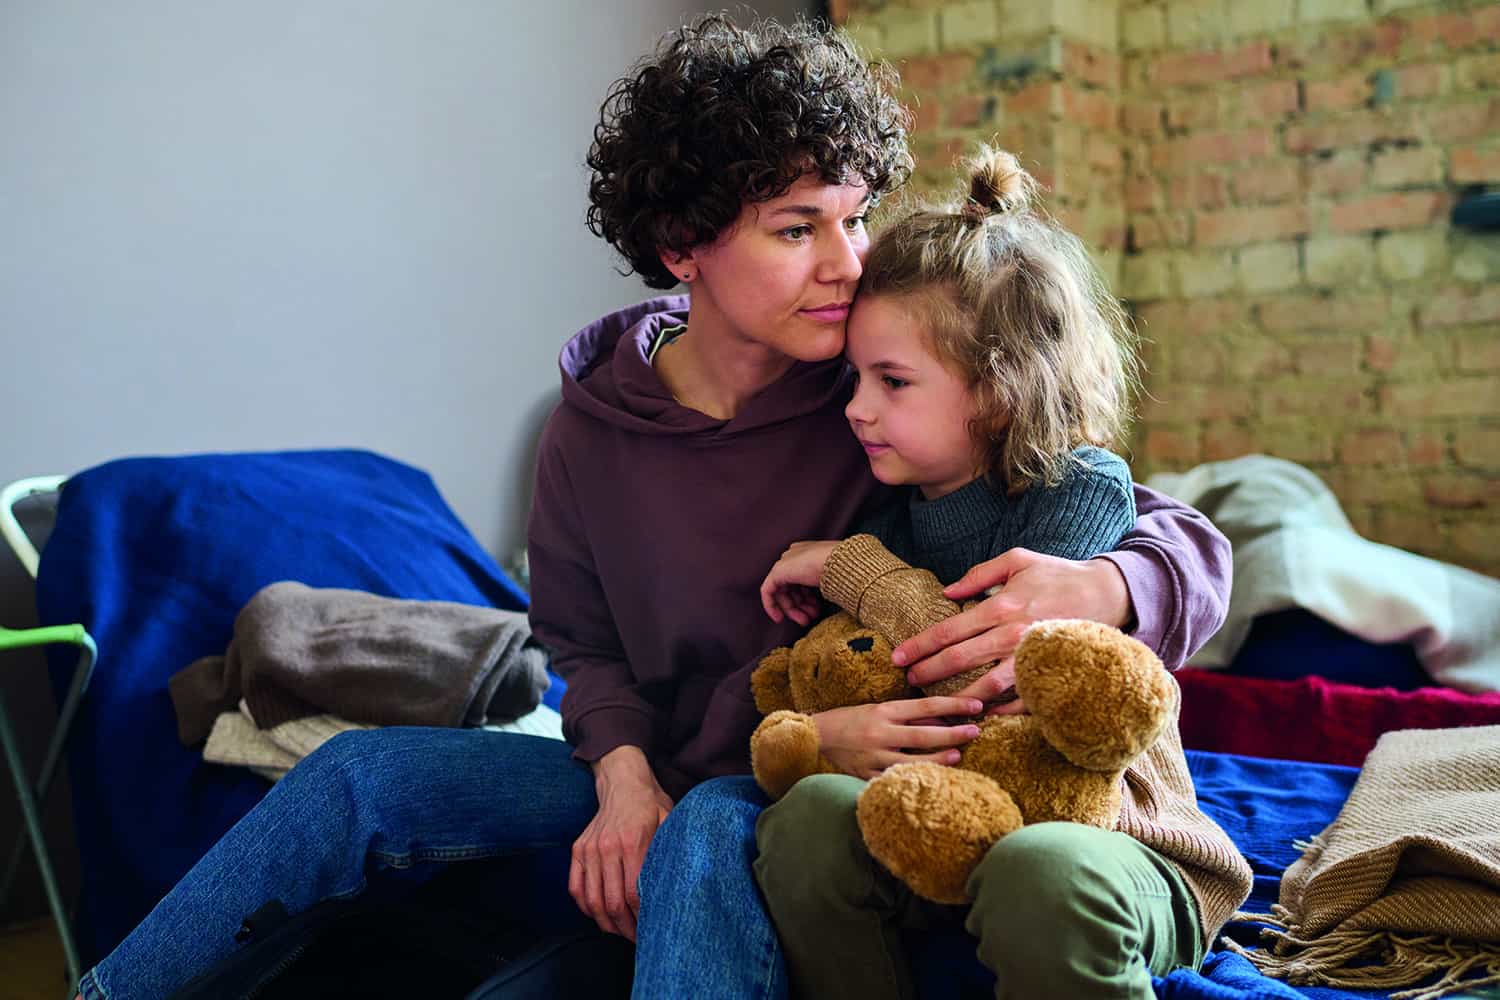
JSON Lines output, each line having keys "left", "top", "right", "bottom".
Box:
{"left": 892, "top": 483, "right": 1231, "bottom": 687}
{"left": 1092, "top": 482, "right": 1232, "bottom": 670}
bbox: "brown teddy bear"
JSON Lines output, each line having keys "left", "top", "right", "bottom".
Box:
{"left": 749, "top": 534, "right": 1175, "bottom": 905}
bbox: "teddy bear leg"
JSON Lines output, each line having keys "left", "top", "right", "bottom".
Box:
{"left": 750, "top": 710, "right": 827, "bottom": 800}
{"left": 855, "top": 762, "right": 1022, "bottom": 905}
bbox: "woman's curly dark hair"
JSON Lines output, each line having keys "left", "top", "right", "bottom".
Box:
{"left": 587, "top": 15, "right": 914, "bottom": 289}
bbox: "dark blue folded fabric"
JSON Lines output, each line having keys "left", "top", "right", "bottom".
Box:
{"left": 1228, "top": 609, "right": 1428, "bottom": 691}
{"left": 36, "top": 449, "right": 531, "bottom": 963}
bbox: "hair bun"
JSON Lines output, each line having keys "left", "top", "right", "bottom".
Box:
{"left": 963, "top": 146, "right": 1033, "bottom": 220}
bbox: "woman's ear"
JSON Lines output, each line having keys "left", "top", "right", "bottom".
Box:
{"left": 658, "top": 248, "right": 696, "bottom": 285}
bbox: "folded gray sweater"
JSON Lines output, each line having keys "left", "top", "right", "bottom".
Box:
{"left": 170, "top": 581, "right": 549, "bottom": 744}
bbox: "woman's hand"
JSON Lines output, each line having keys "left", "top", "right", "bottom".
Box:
{"left": 570, "top": 745, "right": 673, "bottom": 942}
{"left": 760, "top": 540, "right": 840, "bottom": 626}
{"left": 813, "top": 696, "right": 984, "bottom": 779}
{"left": 891, "top": 548, "right": 1132, "bottom": 706}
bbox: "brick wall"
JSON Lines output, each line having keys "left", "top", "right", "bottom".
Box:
{"left": 838, "top": 0, "right": 1500, "bottom": 577}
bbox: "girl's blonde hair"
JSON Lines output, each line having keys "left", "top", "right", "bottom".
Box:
{"left": 860, "top": 145, "right": 1140, "bottom": 494}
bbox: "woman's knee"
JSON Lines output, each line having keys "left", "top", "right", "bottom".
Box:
{"left": 293, "top": 727, "right": 458, "bottom": 780}
{"left": 282, "top": 729, "right": 550, "bottom": 837}
{"left": 646, "top": 777, "right": 765, "bottom": 892}
{"left": 671, "top": 775, "right": 766, "bottom": 828}
{"left": 280, "top": 729, "right": 384, "bottom": 798}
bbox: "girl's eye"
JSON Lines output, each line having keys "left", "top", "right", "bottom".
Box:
{"left": 845, "top": 215, "right": 868, "bottom": 232}
{"left": 780, "top": 225, "right": 813, "bottom": 242}
{"left": 882, "top": 376, "right": 908, "bottom": 390}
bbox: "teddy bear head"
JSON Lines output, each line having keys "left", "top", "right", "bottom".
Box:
{"left": 752, "top": 611, "right": 914, "bottom": 715}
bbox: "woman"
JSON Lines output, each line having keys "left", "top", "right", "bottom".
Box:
{"left": 534, "top": 15, "right": 1231, "bottom": 1000}
{"left": 76, "top": 17, "right": 1229, "bottom": 1000}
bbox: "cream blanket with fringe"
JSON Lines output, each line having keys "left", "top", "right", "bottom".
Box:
{"left": 1230, "top": 725, "right": 1500, "bottom": 999}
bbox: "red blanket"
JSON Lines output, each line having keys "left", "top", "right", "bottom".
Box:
{"left": 1177, "top": 668, "right": 1500, "bottom": 767}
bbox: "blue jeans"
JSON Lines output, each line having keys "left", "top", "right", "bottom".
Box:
{"left": 633, "top": 776, "right": 787, "bottom": 1000}
{"left": 78, "top": 729, "right": 598, "bottom": 1000}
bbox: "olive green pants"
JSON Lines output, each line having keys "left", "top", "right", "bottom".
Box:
{"left": 754, "top": 774, "right": 1204, "bottom": 1000}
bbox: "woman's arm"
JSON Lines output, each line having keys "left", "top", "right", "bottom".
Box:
{"left": 1092, "top": 482, "right": 1232, "bottom": 670}
{"left": 527, "top": 418, "right": 671, "bottom": 941}
{"left": 893, "top": 482, "right": 1231, "bottom": 692}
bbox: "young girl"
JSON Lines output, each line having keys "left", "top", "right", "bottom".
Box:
{"left": 753, "top": 148, "right": 1251, "bottom": 1000}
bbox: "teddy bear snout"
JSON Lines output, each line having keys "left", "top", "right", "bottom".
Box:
{"left": 847, "top": 636, "right": 874, "bottom": 652}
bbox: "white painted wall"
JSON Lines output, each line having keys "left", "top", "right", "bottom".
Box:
{"left": 0, "top": 0, "right": 815, "bottom": 922}
{"left": 1, "top": 0, "right": 811, "bottom": 562}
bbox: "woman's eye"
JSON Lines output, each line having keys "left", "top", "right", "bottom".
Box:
{"left": 882, "top": 376, "right": 907, "bottom": 390}
{"left": 781, "top": 225, "right": 813, "bottom": 242}
{"left": 845, "top": 215, "right": 868, "bottom": 232}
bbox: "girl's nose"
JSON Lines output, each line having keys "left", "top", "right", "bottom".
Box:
{"left": 845, "top": 386, "right": 870, "bottom": 425}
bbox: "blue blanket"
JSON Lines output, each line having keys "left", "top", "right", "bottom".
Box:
{"left": 37, "top": 450, "right": 528, "bottom": 964}
{"left": 1163, "top": 752, "right": 1393, "bottom": 1000}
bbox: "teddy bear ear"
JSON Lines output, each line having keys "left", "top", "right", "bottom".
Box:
{"left": 752, "top": 647, "right": 796, "bottom": 714}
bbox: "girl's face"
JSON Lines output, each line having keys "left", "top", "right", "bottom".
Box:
{"left": 671, "top": 175, "right": 871, "bottom": 363}
{"left": 844, "top": 295, "right": 985, "bottom": 501}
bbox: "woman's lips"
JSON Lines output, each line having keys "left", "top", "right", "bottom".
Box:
{"left": 860, "top": 441, "right": 890, "bottom": 456}
{"left": 801, "top": 303, "right": 851, "bottom": 323}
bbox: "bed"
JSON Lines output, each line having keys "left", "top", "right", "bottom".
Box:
{"left": 6, "top": 448, "right": 1498, "bottom": 999}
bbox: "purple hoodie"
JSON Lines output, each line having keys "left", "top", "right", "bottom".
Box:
{"left": 527, "top": 297, "right": 1232, "bottom": 800}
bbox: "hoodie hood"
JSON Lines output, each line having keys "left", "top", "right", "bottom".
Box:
{"left": 558, "top": 295, "right": 852, "bottom": 438}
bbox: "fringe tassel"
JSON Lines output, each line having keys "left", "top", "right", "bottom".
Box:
{"left": 1221, "top": 918, "right": 1500, "bottom": 1000}
{"left": 1290, "top": 833, "right": 1326, "bottom": 855}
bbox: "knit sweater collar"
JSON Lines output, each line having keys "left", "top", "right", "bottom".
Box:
{"left": 907, "top": 477, "right": 1007, "bottom": 554}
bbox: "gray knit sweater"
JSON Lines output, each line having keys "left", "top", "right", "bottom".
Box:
{"left": 856, "top": 446, "right": 1135, "bottom": 581}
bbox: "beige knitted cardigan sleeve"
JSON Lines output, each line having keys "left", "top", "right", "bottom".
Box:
{"left": 1117, "top": 702, "right": 1254, "bottom": 946}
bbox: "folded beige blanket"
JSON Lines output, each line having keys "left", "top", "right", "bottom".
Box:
{"left": 1231, "top": 725, "right": 1500, "bottom": 999}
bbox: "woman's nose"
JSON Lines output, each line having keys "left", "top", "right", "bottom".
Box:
{"left": 819, "top": 230, "right": 864, "bottom": 284}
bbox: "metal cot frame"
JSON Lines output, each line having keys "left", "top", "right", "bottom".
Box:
{"left": 1, "top": 476, "right": 95, "bottom": 989}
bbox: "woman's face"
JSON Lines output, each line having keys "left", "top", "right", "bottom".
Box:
{"left": 675, "top": 175, "right": 871, "bottom": 363}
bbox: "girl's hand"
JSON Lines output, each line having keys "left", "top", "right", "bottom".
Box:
{"left": 570, "top": 745, "right": 673, "bottom": 942}
{"left": 891, "top": 548, "right": 1131, "bottom": 704}
{"left": 760, "top": 540, "right": 841, "bottom": 626}
{"left": 813, "top": 696, "right": 985, "bottom": 779}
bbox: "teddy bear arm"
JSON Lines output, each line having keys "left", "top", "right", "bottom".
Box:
{"left": 750, "top": 710, "right": 835, "bottom": 800}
